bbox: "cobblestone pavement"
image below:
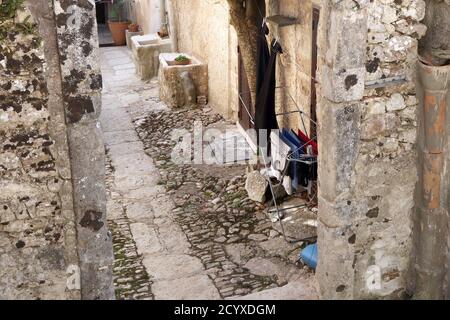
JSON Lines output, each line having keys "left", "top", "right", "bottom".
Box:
{"left": 100, "top": 46, "right": 318, "bottom": 300}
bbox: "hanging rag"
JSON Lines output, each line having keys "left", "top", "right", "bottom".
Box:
{"left": 296, "top": 129, "right": 318, "bottom": 155}
{"left": 293, "top": 130, "right": 318, "bottom": 184}
{"left": 255, "top": 40, "right": 283, "bottom": 151}
{"left": 283, "top": 175, "right": 294, "bottom": 195}
{"left": 270, "top": 130, "right": 290, "bottom": 172}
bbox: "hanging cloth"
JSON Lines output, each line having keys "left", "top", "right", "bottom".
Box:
{"left": 296, "top": 129, "right": 318, "bottom": 155}
{"left": 255, "top": 40, "right": 283, "bottom": 150}
{"left": 256, "top": 22, "right": 270, "bottom": 97}
{"left": 270, "top": 130, "right": 290, "bottom": 171}
{"left": 280, "top": 128, "right": 301, "bottom": 190}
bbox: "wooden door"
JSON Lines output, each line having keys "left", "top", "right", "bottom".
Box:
{"left": 238, "top": 46, "right": 254, "bottom": 131}
{"left": 310, "top": 8, "right": 320, "bottom": 139}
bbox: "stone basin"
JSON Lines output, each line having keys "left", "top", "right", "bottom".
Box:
{"left": 125, "top": 30, "right": 144, "bottom": 49}
{"left": 131, "top": 33, "right": 172, "bottom": 80}
{"left": 158, "top": 53, "right": 208, "bottom": 108}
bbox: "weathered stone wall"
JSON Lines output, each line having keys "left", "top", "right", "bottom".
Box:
{"left": 0, "top": 1, "right": 80, "bottom": 299}
{"left": 316, "top": 0, "right": 426, "bottom": 299}
{"left": 53, "top": 0, "right": 114, "bottom": 300}
{"left": 134, "top": 0, "right": 162, "bottom": 34}
{"left": 420, "top": 0, "right": 450, "bottom": 64}
{"left": 266, "top": 0, "right": 321, "bottom": 133}
{"left": 0, "top": 0, "right": 114, "bottom": 299}
{"left": 171, "top": 0, "right": 239, "bottom": 119}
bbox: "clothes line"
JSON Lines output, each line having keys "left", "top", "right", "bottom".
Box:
{"left": 238, "top": 87, "right": 320, "bottom": 130}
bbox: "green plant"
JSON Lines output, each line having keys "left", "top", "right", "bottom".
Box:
{"left": 175, "top": 54, "right": 189, "bottom": 62}
{"left": 0, "top": 0, "right": 38, "bottom": 44}
{"left": 0, "top": 0, "right": 25, "bottom": 21}
{"left": 109, "top": 0, "right": 127, "bottom": 22}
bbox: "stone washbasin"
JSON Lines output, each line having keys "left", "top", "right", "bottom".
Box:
{"left": 131, "top": 33, "right": 172, "bottom": 80}
{"left": 158, "top": 53, "right": 208, "bottom": 108}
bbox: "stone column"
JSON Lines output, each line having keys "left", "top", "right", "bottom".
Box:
{"left": 53, "top": 0, "right": 114, "bottom": 300}
{"left": 316, "top": 0, "right": 368, "bottom": 299}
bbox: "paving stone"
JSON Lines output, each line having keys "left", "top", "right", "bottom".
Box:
{"left": 130, "top": 223, "right": 163, "bottom": 256}
{"left": 152, "top": 274, "right": 221, "bottom": 300}
{"left": 142, "top": 254, "right": 204, "bottom": 281}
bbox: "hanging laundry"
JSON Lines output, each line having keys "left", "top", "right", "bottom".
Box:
{"left": 255, "top": 40, "right": 283, "bottom": 151}
{"left": 282, "top": 175, "right": 293, "bottom": 195}
{"left": 256, "top": 22, "right": 270, "bottom": 97}
{"left": 260, "top": 166, "right": 282, "bottom": 182}
{"left": 270, "top": 130, "right": 290, "bottom": 172}
{"left": 280, "top": 128, "right": 302, "bottom": 190}
{"left": 296, "top": 129, "right": 318, "bottom": 155}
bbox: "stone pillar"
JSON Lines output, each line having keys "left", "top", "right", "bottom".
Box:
{"left": 317, "top": 0, "right": 433, "bottom": 300}
{"left": 0, "top": 0, "right": 83, "bottom": 300}
{"left": 316, "top": 0, "right": 367, "bottom": 299}
{"left": 53, "top": 0, "right": 114, "bottom": 299}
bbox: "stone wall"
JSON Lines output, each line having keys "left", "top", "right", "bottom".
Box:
{"left": 0, "top": 0, "right": 113, "bottom": 299}
{"left": 316, "top": 0, "right": 426, "bottom": 299}
{"left": 266, "top": 0, "right": 321, "bottom": 133}
{"left": 171, "top": 0, "right": 239, "bottom": 119}
{"left": 134, "top": 0, "right": 162, "bottom": 34}
{"left": 0, "top": 0, "right": 80, "bottom": 299}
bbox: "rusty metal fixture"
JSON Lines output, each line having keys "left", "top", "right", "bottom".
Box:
{"left": 423, "top": 91, "right": 446, "bottom": 154}
{"left": 414, "top": 61, "right": 450, "bottom": 299}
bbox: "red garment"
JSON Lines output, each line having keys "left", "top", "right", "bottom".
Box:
{"left": 297, "top": 130, "right": 318, "bottom": 155}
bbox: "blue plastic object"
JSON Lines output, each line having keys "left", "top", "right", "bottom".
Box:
{"left": 300, "top": 243, "right": 318, "bottom": 269}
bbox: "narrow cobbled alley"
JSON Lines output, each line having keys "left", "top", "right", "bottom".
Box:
{"left": 99, "top": 47, "right": 318, "bottom": 300}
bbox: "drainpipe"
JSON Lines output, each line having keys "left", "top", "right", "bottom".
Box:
{"left": 165, "top": 0, "right": 178, "bottom": 51}
{"left": 415, "top": 61, "right": 450, "bottom": 299}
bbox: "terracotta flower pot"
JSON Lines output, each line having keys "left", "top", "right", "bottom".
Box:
{"left": 108, "top": 21, "right": 131, "bottom": 46}
{"left": 129, "top": 23, "right": 140, "bottom": 33}
{"left": 169, "top": 59, "right": 191, "bottom": 66}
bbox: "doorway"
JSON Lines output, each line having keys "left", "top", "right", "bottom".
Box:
{"left": 96, "top": 1, "right": 114, "bottom": 47}
{"left": 238, "top": 45, "right": 254, "bottom": 132}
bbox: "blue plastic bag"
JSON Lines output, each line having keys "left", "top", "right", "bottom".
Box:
{"left": 300, "top": 243, "right": 318, "bottom": 269}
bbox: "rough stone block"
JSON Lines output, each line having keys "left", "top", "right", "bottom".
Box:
{"left": 158, "top": 53, "right": 208, "bottom": 108}
{"left": 316, "top": 221, "right": 356, "bottom": 299}
{"left": 321, "top": 7, "right": 367, "bottom": 102}
{"left": 245, "top": 171, "right": 269, "bottom": 203}
{"left": 131, "top": 34, "right": 172, "bottom": 80}
{"left": 126, "top": 30, "right": 144, "bottom": 50}
{"left": 317, "top": 100, "right": 361, "bottom": 201}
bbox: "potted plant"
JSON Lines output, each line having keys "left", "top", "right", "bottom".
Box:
{"left": 172, "top": 54, "right": 191, "bottom": 66}
{"left": 128, "top": 23, "right": 140, "bottom": 33}
{"left": 108, "top": 0, "right": 130, "bottom": 46}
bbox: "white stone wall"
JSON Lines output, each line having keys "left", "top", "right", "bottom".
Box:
{"left": 134, "top": 0, "right": 162, "bottom": 34}
{"left": 172, "top": 0, "right": 238, "bottom": 119}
